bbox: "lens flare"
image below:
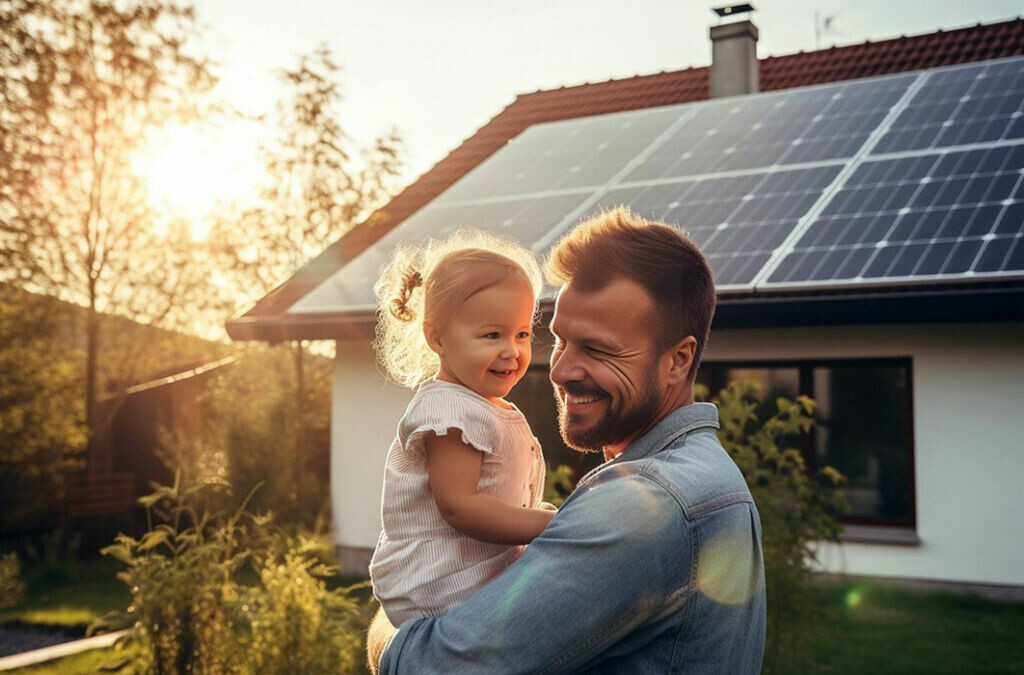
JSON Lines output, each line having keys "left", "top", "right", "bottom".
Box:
{"left": 697, "top": 532, "right": 758, "bottom": 605}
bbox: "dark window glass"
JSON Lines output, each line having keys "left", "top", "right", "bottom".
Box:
{"left": 511, "top": 358, "right": 915, "bottom": 528}
{"left": 811, "top": 364, "right": 913, "bottom": 523}
{"left": 697, "top": 359, "right": 915, "bottom": 526}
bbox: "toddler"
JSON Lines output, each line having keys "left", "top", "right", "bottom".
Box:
{"left": 369, "top": 230, "right": 554, "bottom": 625}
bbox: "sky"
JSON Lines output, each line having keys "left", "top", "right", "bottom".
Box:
{"left": 189, "top": 0, "right": 1021, "bottom": 188}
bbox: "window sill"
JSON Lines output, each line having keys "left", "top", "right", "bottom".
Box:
{"left": 840, "top": 524, "right": 920, "bottom": 546}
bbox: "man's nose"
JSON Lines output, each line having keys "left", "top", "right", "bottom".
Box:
{"left": 550, "top": 346, "right": 583, "bottom": 384}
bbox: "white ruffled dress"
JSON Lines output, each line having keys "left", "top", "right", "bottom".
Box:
{"left": 369, "top": 379, "right": 546, "bottom": 625}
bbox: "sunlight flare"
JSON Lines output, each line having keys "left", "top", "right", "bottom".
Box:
{"left": 132, "top": 120, "right": 265, "bottom": 226}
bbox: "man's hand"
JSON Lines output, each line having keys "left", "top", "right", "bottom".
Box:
{"left": 366, "top": 606, "right": 398, "bottom": 675}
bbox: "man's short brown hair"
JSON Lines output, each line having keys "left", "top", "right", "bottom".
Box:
{"left": 545, "top": 206, "right": 716, "bottom": 382}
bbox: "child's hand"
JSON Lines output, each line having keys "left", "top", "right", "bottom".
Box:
{"left": 540, "top": 501, "right": 558, "bottom": 512}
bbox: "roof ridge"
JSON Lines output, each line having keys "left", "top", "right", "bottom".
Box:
{"left": 516, "top": 16, "right": 1022, "bottom": 99}
{"left": 227, "top": 16, "right": 1024, "bottom": 341}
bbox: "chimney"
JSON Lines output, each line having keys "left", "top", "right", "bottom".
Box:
{"left": 709, "top": 4, "right": 759, "bottom": 98}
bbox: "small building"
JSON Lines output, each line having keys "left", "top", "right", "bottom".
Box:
{"left": 228, "top": 15, "right": 1024, "bottom": 592}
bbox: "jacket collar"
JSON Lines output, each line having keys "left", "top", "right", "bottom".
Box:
{"left": 580, "top": 402, "right": 720, "bottom": 483}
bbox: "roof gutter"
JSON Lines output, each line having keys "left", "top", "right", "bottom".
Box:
{"left": 225, "top": 284, "right": 1024, "bottom": 343}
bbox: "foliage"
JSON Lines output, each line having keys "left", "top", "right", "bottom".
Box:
{"left": 0, "top": 0, "right": 222, "bottom": 443}
{"left": 21, "top": 527, "right": 83, "bottom": 590}
{"left": 98, "top": 475, "right": 370, "bottom": 674}
{"left": 244, "top": 538, "right": 369, "bottom": 675}
{"left": 0, "top": 287, "right": 86, "bottom": 531}
{"left": 99, "top": 477, "right": 247, "bottom": 674}
{"left": 697, "top": 380, "right": 848, "bottom": 674}
{"left": 211, "top": 44, "right": 403, "bottom": 300}
{"left": 0, "top": 552, "right": 27, "bottom": 610}
{"left": 0, "top": 556, "right": 129, "bottom": 628}
{"left": 543, "top": 464, "right": 575, "bottom": 508}
{"left": 195, "top": 346, "right": 333, "bottom": 527}
{"left": 204, "top": 45, "right": 403, "bottom": 508}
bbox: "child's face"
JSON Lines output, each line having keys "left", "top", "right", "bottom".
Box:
{"left": 429, "top": 273, "right": 534, "bottom": 405}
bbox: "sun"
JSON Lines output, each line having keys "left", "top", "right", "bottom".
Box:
{"left": 132, "top": 119, "right": 266, "bottom": 235}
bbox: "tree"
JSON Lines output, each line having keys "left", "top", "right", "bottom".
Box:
{"left": 0, "top": 286, "right": 87, "bottom": 532}
{"left": 0, "top": 0, "right": 220, "bottom": 460}
{"left": 210, "top": 45, "right": 403, "bottom": 501}
{"left": 217, "top": 45, "right": 402, "bottom": 295}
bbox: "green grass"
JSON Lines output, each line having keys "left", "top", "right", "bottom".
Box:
{"left": 0, "top": 557, "right": 130, "bottom": 628}
{"left": 4, "top": 569, "right": 1022, "bottom": 674}
{"left": 5, "top": 643, "right": 141, "bottom": 675}
{"left": 775, "top": 581, "right": 1024, "bottom": 674}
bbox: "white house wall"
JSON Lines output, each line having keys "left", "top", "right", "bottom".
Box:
{"left": 331, "top": 339, "right": 413, "bottom": 569}
{"left": 706, "top": 321, "right": 1024, "bottom": 588}
{"left": 332, "top": 321, "right": 1024, "bottom": 587}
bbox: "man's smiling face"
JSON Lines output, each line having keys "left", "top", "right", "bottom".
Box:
{"left": 549, "top": 277, "right": 668, "bottom": 457}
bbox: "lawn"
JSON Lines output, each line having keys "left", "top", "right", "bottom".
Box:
{"left": 3, "top": 572, "right": 1022, "bottom": 674}
{"left": 0, "top": 557, "right": 130, "bottom": 629}
{"left": 774, "top": 581, "right": 1024, "bottom": 674}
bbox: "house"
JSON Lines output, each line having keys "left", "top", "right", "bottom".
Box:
{"left": 227, "top": 13, "right": 1024, "bottom": 591}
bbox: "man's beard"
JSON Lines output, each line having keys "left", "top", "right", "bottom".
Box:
{"left": 554, "top": 377, "right": 661, "bottom": 454}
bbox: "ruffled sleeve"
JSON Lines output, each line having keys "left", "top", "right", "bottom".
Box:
{"left": 399, "top": 387, "right": 501, "bottom": 458}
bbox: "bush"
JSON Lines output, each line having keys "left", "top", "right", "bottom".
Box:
{"left": 98, "top": 475, "right": 371, "bottom": 674}
{"left": 0, "top": 552, "right": 26, "bottom": 610}
{"left": 699, "top": 381, "right": 847, "bottom": 674}
{"left": 245, "top": 538, "right": 368, "bottom": 674}
{"left": 199, "top": 346, "right": 332, "bottom": 529}
{"left": 543, "top": 464, "right": 575, "bottom": 508}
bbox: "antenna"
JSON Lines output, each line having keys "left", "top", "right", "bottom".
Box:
{"left": 815, "top": 9, "right": 844, "bottom": 49}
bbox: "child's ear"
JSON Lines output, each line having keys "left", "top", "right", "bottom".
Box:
{"left": 424, "top": 322, "right": 444, "bottom": 356}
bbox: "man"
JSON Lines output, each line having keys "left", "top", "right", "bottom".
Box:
{"left": 369, "top": 207, "right": 766, "bottom": 674}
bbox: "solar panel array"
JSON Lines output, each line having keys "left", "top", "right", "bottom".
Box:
{"left": 290, "top": 56, "right": 1024, "bottom": 314}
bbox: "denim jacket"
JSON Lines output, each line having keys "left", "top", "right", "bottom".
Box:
{"left": 379, "top": 402, "right": 766, "bottom": 674}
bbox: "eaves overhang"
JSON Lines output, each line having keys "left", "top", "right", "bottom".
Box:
{"left": 225, "top": 282, "right": 1024, "bottom": 343}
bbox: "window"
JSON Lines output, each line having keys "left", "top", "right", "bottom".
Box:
{"left": 509, "top": 358, "right": 915, "bottom": 529}
{"left": 697, "top": 358, "right": 915, "bottom": 528}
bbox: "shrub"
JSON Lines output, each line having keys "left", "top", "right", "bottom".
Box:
{"left": 98, "top": 475, "right": 370, "bottom": 674}
{"left": 200, "top": 346, "right": 332, "bottom": 528}
{"left": 543, "top": 464, "right": 575, "bottom": 508}
{"left": 0, "top": 552, "right": 26, "bottom": 610}
{"left": 244, "top": 538, "right": 369, "bottom": 674}
{"left": 699, "top": 381, "right": 847, "bottom": 674}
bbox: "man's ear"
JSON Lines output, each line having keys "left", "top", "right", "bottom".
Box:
{"left": 424, "top": 322, "right": 444, "bottom": 357}
{"left": 663, "top": 336, "right": 697, "bottom": 386}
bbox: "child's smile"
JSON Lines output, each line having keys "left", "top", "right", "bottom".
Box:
{"left": 429, "top": 272, "right": 535, "bottom": 405}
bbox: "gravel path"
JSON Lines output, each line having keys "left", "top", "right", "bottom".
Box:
{"left": 0, "top": 622, "right": 85, "bottom": 658}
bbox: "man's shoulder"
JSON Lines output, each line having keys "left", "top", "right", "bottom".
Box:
{"left": 595, "top": 426, "right": 753, "bottom": 522}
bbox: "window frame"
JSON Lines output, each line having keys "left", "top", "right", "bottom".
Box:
{"left": 697, "top": 356, "right": 917, "bottom": 529}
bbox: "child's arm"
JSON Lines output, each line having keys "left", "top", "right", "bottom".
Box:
{"left": 425, "top": 431, "right": 555, "bottom": 546}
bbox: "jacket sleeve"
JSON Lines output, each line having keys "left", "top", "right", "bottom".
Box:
{"left": 379, "top": 464, "right": 693, "bottom": 675}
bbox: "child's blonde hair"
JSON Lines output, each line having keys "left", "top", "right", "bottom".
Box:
{"left": 374, "top": 230, "right": 543, "bottom": 389}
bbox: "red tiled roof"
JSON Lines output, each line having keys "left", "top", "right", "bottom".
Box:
{"left": 227, "top": 17, "right": 1024, "bottom": 342}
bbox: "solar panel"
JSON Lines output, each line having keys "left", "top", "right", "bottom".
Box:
{"left": 290, "top": 192, "right": 593, "bottom": 311}
{"left": 435, "top": 106, "right": 685, "bottom": 203}
{"left": 874, "top": 59, "right": 1024, "bottom": 154}
{"left": 288, "top": 56, "right": 1024, "bottom": 314}
{"left": 625, "top": 74, "right": 914, "bottom": 182}
{"left": 762, "top": 145, "right": 1024, "bottom": 286}
{"left": 760, "top": 58, "right": 1024, "bottom": 289}
{"left": 590, "top": 166, "right": 843, "bottom": 287}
